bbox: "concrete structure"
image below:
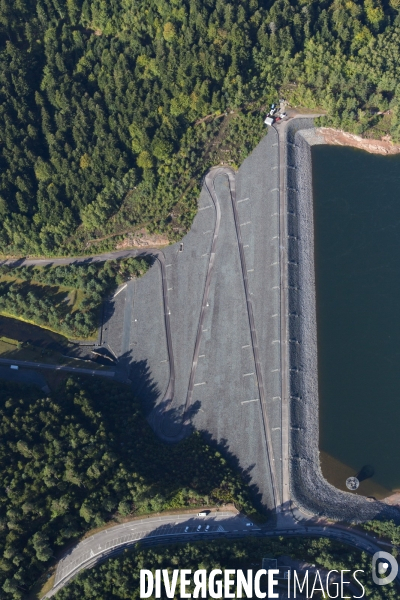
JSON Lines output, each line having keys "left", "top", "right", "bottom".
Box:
{"left": 346, "top": 477, "right": 360, "bottom": 491}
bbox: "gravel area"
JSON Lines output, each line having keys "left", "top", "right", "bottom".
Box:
{"left": 102, "top": 264, "right": 170, "bottom": 409}
{"left": 234, "top": 132, "right": 283, "bottom": 503}
{"left": 287, "top": 119, "right": 400, "bottom": 522}
{"left": 191, "top": 170, "right": 274, "bottom": 509}
{"left": 112, "top": 131, "right": 283, "bottom": 511}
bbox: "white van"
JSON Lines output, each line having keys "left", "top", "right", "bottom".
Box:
{"left": 197, "top": 512, "right": 207, "bottom": 517}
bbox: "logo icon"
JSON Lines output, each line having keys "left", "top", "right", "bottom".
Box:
{"left": 372, "top": 551, "right": 398, "bottom": 585}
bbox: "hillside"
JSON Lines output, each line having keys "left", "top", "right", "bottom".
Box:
{"left": 0, "top": 377, "right": 257, "bottom": 598}
{"left": 1, "top": 0, "right": 400, "bottom": 256}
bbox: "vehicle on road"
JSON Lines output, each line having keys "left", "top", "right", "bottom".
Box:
{"left": 197, "top": 525, "right": 202, "bottom": 531}
{"left": 246, "top": 522, "right": 253, "bottom": 526}
{"left": 197, "top": 511, "right": 207, "bottom": 516}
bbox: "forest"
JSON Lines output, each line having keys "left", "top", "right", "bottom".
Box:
{"left": 0, "top": 376, "right": 257, "bottom": 598}
{"left": 1, "top": 0, "right": 400, "bottom": 256}
{"left": 0, "top": 257, "right": 149, "bottom": 338}
{"left": 54, "top": 536, "right": 397, "bottom": 599}
{"left": 363, "top": 519, "right": 400, "bottom": 546}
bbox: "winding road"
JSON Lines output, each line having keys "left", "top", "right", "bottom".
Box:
{"left": 43, "top": 508, "right": 400, "bottom": 597}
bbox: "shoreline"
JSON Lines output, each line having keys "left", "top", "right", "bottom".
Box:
{"left": 286, "top": 119, "right": 400, "bottom": 522}
{"left": 316, "top": 127, "right": 400, "bottom": 155}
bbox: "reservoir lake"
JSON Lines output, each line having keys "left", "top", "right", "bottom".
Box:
{"left": 312, "top": 144, "right": 400, "bottom": 499}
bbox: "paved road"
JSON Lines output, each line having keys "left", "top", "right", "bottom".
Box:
{"left": 181, "top": 168, "right": 222, "bottom": 428}
{"left": 47, "top": 510, "right": 250, "bottom": 597}
{"left": 274, "top": 113, "right": 326, "bottom": 524}
{"left": 1, "top": 249, "right": 145, "bottom": 268}
{"left": 0, "top": 357, "right": 115, "bottom": 377}
{"left": 153, "top": 165, "right": 281, "bottom": 518}
{"left": 227, "top": 166, "right": 280, "bottom": 510}
{"left": 44, "top": 508, "right": 400, "bottom": 597}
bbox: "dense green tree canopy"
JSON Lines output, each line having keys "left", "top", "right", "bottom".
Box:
{"left": 1, "top": 0, "right": 400, "bottom": 256}
{"left": 54, "top": 537, "right": 397, "bottom": 599}
{"left": 0, "top": 377, "right": 256, "bottom": 598}
{"left": 0, "top": 257, "right": 149, "bottom": 338}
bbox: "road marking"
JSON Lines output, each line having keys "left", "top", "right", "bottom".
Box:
{"left": 272, "top": 427, "right": 281, "bottom": 431}
{"left": 271, "top": 213, "right": 279, "bottom": 217}
{"left": 198, "top": 205, "right": 212, "bottom": 210}
{"left": 243, "top": 244, "right": 249, "bottom": 248}
{"left": 113, "top": 283, "right": 127, "bottom": 298}
{"left": 271, "top": 314, "right": 278, "bottom": 317}
{"left": 166, "top": 264, "right": 172, "bottom": 267}
{"left": 240, "top": 221, "right": 251, "bottom": 226}
{"left": 272, "top": 285, "right": 279, "bottom": 289}
{"left": 272, "top": 235, "right": 278, "bottom": 239}
{"left": 202, "top": 328, "right": 208, "bottom": 332}
{"left": 270, "top": 261, "right": 278, "bottom": 266}
{"left": 272, "top": 340, "right": 280, "bottom": 344}
{"left": 237, "top": 197, "right": 249, "bottom": 203}
{"left": 203, "top": 230, "right": 212, "bottom": 234}
{"left": 194, "top": 382, "right": 206, "bottom": 386}
{"left": 160, "top": 360, "right": 169, "bottom": 363}
{"left": 201, "top": 253, "right": 209, "bottom": 257}
{"left": 242, "top": 372, "right": 254, "bottom": 377}
{"left": 271, "top": 167, "right": 278, "bottom": 171}
{"left": 242, "top": 344, "right": 250, "bottom": 348}
{"left": 247, "top": 269, "right": 254, "bottom": 272}
{"left": 199, "top": 354, "right": 205, "bottom": 358}
{"left": 271, "top": 368, "right": 280, "bottom": 372}
{"left": 167, "top": 287, "right": 173, "bottom": 291}
{"left": 241, "top": 399, "right": 259, "bottom": 404}
{"left": 272, "top": 396, "right": 281, "bottom": 400}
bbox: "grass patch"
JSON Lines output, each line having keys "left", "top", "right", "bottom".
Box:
{"left": 0, "top": 335, "right": 18, "bottom": 345}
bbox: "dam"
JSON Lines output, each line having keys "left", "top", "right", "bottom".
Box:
{"left": 285, "top": 116, "right": 400, "bottom": 520}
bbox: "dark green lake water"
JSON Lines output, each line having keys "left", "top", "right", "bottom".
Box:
{"left": 313, "top": 144, "right": 400, "bottom": 494}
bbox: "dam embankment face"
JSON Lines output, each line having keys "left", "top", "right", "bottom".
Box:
{"left": 287, "top": 119, "right": 400, "bottom": 521}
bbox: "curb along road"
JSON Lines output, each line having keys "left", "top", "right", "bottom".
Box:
{"left": 43, "top": 509, "right": 399, "bottom": 598}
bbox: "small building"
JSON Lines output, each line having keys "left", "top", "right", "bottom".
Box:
{"left": 264, "top": 116, "right": 274, "bottom": 126}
